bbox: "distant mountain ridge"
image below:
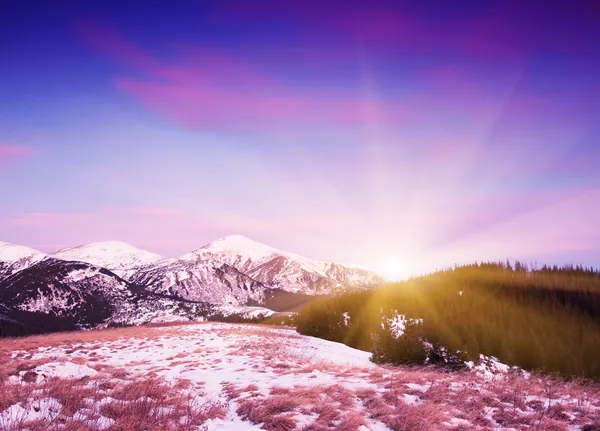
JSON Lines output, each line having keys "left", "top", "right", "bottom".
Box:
{"left": 185, "top": 235, "right": 386, "bottom": 295}
{"left": 0, "top": 236, "right": 387, "bottom": 335}
{"left": 51, "top": 241, "right": 164, "bottom": 276}
{"left": 0, "top": 242, "right": 46, "bottom": 280}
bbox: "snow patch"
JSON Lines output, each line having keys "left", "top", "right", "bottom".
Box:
{"left": 0, "top": 398, "right": 61, "bottom": 425}
{"left": 32, "top": 361, "right": 98, "bottom": 382}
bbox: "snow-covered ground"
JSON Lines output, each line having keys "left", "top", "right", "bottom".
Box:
{"left": 1, "top": 322, "right": 599, "bottom": 430}
{"left": 213, "top": 305, "right": 276, "bottom": 319}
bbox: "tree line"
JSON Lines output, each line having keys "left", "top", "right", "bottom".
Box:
{"left": 292, "top": 261, "right": 600, "bottom": 379}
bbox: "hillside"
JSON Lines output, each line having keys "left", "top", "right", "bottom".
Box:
{"left": 1, "top": 322, "right": 598, "bottom": 430}
{"left": 295, "top": 262, "right": 600, "bottom": 379}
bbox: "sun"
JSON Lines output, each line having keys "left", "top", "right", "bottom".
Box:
{"left": 379, "top": 259, "right": 410, "bottom": 281}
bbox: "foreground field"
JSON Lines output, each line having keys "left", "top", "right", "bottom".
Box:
{"left": 1, "top": 322, "right": 599, "bottom": 430}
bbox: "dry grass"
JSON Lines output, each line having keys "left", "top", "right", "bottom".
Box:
{"left": 43, "top": 378, "right": 96, "bottom": 415}
{"left": 0, "top": 321, "right": 226, "bottom": 363}
{"left": 237, "top": 397, "right": 297, "bottom": 431}
{"left": 337, "top": 411, "right": 367, "bottom": 431}
{"left": 363, "top": 364, "right": 600, "bottom": 429}
{"left": 0, "top": 381, "right": 35, "bottom": 413}
{"left": 222, "top": 356, "right": 600, "bottom": 431}
{"left": 1, "top": 374, "right": 225, "bottom": 431}
{"left": 2, "top": 321, "right": 600, "bottom": 431}
{"left": 231, "top": 382, "right": 449, "bottom": 430}
{"left": 222, "top": 382, "right": 260, "bottom": 400}
{"left": 99, "top": 392, "right": 226, "bottom": 430}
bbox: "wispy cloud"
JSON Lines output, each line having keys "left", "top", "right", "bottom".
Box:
{"left": 75, "top": 22, "right": 418, "bottom": 131}
{"left": 5, "top": 185, "right": 600, "bottom": 268}
{"left": 10, "top": 207, "right": 187, "bottom": 227}
{"left": 10, "top": 212, "right": 91, "bottom": 227}
{"left": 126, "top": 207, "right": 186, "bottom": 217}
{"left": 103, "top": 207, "right": 187, "bottom": 218}
{"left": 0, "top": 145, "right": 36, "bottom": 161}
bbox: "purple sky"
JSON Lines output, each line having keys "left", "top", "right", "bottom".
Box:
{"left": 1, "top": 1, "right": 600, "bottom": 278}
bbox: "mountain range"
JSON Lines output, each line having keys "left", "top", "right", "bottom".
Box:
{"left": 0, "top": 235, "right": 386, "bottom": 336}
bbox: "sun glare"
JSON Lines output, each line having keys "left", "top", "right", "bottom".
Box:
{"left": 380, "top": 259, "right": 410, "bottom": 281}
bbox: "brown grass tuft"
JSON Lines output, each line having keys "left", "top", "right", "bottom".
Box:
{"left": 110, "top": 378, "right": 170, "bottom": 402}
{"left": 338, "top": 411, "right": 367, "bottom": 431}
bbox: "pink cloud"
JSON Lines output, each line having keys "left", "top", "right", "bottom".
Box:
{"left": 0, "top": 145, "right": 36, "bottom": 161}
{"left": 173, "top": 47, "right": 279, "bottom": 89}
{"left": 74, "top": 21, "right": 178, "bottom": 81}
{"left": 117, "top": 78, "right": 406, "bottom": 129}
{"left": 76, "top": 22, "right": 417, "bottom": 130}
{"left": 10, "top": 208, "right": 187, "bottom": 229}
{"left": 75, "top": 21, "right": 280, "bottom": 90}
{"left": 10, "top": 212, "right": 92, "bottom": 227}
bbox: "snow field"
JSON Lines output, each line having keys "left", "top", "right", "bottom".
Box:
{"left": 1, "top": 322, "right": 599, "bottom": 430}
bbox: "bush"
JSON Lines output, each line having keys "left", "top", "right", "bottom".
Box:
{"left": 371, "top": 320, "right": 427, "bottom": 365}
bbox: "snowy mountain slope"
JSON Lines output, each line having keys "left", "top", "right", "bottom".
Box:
{"left": 129, "top": 258, "right": 267, "bottom": 305}
{"left": 0, "top": 258, "right": 136, "bottom": 327}
{"left": 185, "top": 235, "right": 387, "bottom": 294}
{"left": 51, "top": 241, "right": 163, "bottom": 276}
{"left": 0, "top": 242, "right": 46, "bottom": 280}
{"left": 0, "top": 258, "right": 214, "bottom": 332}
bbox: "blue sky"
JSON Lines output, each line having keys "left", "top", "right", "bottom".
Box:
{"left": 1, "top": 0, "right": 600, "bottom": 278}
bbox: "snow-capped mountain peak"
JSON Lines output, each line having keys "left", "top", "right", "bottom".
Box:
{"left": 184, "top": 235, "right": 280, "bottom": 264}
{"left": 2, "top": 236, "right": 386, "bottom": 323}
{"left": 183, "top": 234, "right": 322, "bottom": 274}
{"left": 177, "top": 235, "right": 387, "bottom": 295}
{"left": 206, "top": 234, "right": 274, "bottom": 251}
{"left": 0, "top": 242, "right": 47, "bottom": 280}
{"left": 51, "top": 241, "right": 163, "bottom": 275}
{"left": 0, "top": 242, "right": 46, "bottom": 263}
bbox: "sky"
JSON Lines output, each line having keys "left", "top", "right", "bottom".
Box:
{"left": 1, "top": 0, "right": 600, "bottom": 279}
